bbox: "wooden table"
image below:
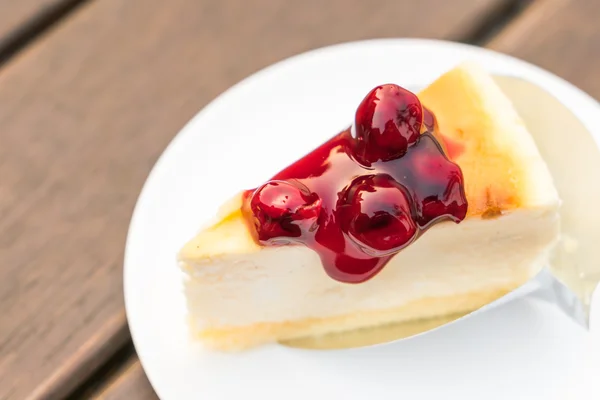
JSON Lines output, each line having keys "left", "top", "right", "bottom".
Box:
{"left": 1, "top": 0, "right": 599, "bottom": 398}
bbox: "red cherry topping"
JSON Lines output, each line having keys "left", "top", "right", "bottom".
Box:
{"left": 419, "top": 174, "right": 467, "bottom": 226}
{"left": 242, "top": 84, "right": 468, "bottom": 283}
{"left": 249, "top": 180, "right": 321, "bottom": 241}
{"left": 339, "top": 175, "right": 417, "bottom": 255}
{"left": 354, "top": 84, "right": 423, "bottom": 164}
{"left": 408, "top": 141, "right": 468, "bottom": 226}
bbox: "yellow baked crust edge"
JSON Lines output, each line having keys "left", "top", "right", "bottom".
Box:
{"left": 190, "top": 281, "right": 523, "bottom": 351}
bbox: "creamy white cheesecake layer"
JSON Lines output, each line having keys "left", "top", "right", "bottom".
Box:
{"left": 182, "top": 206, "right": 559, "bottom": 330}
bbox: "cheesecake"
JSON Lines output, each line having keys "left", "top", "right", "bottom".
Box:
{"left": 178, "top": 62, "right": 560, "bottom": 351}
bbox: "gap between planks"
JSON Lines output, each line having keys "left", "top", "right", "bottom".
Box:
{"left": 0, "top": 0, "right": 89, "bottom": 67}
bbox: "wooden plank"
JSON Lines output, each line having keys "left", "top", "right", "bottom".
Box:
{"left": 0, "top": 0, "right": 80, "bottom": 51}
{"left": 86, "top": 356, "right": 158, "bottom": 400}
{"left": 0, "top": 0, "right": 515, "bottom": 398}
{"left": 488, "top": 0, "right": 600, "bottom": 99}
{"left": 82, "top": 0, "right": 600, "bottom": 398}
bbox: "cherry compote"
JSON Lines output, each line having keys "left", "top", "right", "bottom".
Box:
{"left": 242, "top": 84, "right": 468, "bottom": 283}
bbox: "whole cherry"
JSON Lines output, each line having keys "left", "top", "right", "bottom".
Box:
{"left": 338, "top": 174, "right": 417, "bottom": 255}
{"left": 353, "top": 84, "right": 423, "bottom": 164}
{"left": 250, "top": 180, "right": 322, "bottom": 241}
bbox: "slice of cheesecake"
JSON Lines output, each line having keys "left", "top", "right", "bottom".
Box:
{"left": 178, "top": 63, "right": 560, "bottom": 351}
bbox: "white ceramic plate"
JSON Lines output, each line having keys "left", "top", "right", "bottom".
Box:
{"left": 124, "top": 39, "right": 600, "bottom": 400}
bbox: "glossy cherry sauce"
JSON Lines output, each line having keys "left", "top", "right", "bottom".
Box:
{"left": 242, "top": 84, "right": 468, "bottom": 283}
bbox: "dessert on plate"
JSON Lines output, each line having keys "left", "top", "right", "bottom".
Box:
{"left": 178, "top": 62, "right": 560, "bottom": 351}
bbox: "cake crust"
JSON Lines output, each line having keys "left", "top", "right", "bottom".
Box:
{"left": 419, "top": 63, "right": 558, "bottom": 217}
{"left": 194, "top": 285, "right": 514, "bottom": 351}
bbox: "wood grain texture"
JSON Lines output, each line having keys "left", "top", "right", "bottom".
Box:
{"left": 0, "top": 0, "right": 512, "bottom": 399}
{"left": 0, "top": 0, "right": 79, "bottom": 50}
{"left": 86, "top": 356, "right": 158, "bottom": 400}
{"left": 82, "top": 0, "right": 600, "bottom": 398}
{"left": 488, "top": 0, "right": 600, "bottom": 99}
